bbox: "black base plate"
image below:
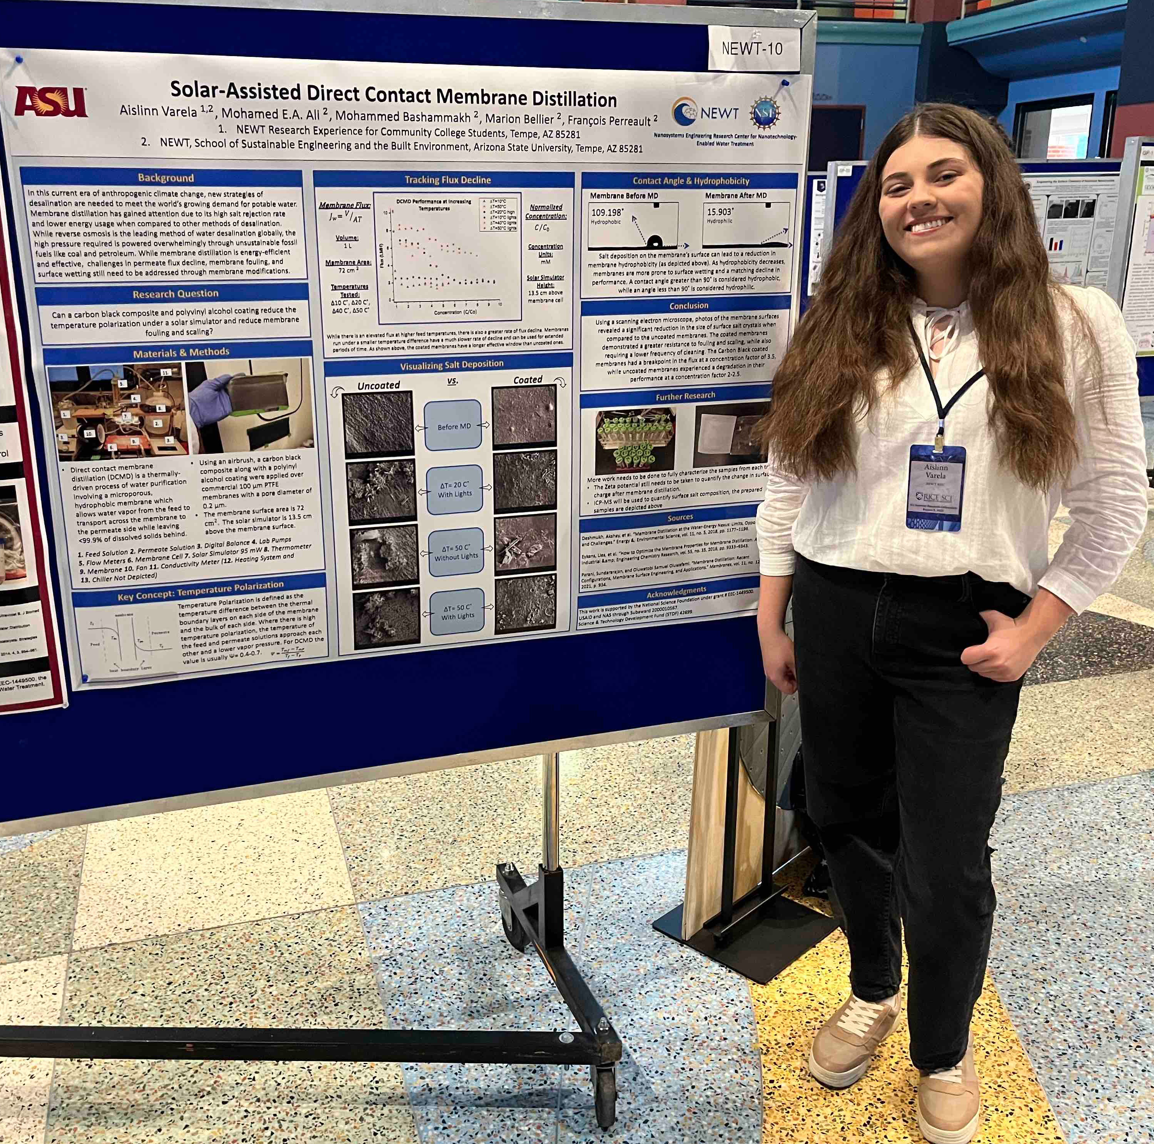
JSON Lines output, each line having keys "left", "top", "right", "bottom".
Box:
{"left": 653, "top": 897, "right": 838, "bottom": 985}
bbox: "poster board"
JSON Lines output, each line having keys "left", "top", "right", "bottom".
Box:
{"left": 0, "top": 0, "right": 815, "bottom": 828}
{"left": 1107, "top": 137, "right": 1154, "bottom": 397}
{"left": 1019, "top": 160, "right": 1122, "bottom": 291}
{"left": 819, "top": 159, "right": 867, "bottom": 264}
{"left": 800, "top": 170, "right": 825, "bottom": 313}
{"left": 0, "top": 177, "right": 66, "bottom": 713}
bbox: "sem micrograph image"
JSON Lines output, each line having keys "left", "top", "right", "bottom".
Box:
{"left": 495, "top": 574, "right": 557, "bottom": 634}
{"left": 347, "top": 460, "right": 417, "bottom": 524}
{"left": 492, "top": 384, "right": 557, "bottom": 449}
{"left": 353, "top": 587, "right": 421, "bottom": 650}
{"left": 493, "top": 449, "right": 557, "bottom": 513}
{"left": 342, "top": 391, "right": 415, "bottom": 458}
{"left": 351, "top": 525, "right": 419, "bottom": 589}
{"left": 495, "top": 513, "right": 556, "bottom": 576}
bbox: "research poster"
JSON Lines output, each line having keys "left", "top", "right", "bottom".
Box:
{"left": 805, "top": 173, "right": 826, "bottom": 299}
{"left": 1022, "top": 170, "right": 1120, "bottom": 289}
{"left": 1121, "top": 146, "right": 1154, "bottom": 356}
{"left": 0, "top": 177, "right": 66, "bottom": 712}
{"left": 1, "top": 47, "right": 811, "bottom": 686}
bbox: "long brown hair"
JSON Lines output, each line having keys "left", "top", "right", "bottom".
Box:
{"left": 762, "top": 103, "right": 1094, "bottom": 490}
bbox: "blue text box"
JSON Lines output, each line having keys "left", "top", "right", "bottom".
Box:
{"left": 580, "top": 384, "right": 772, "bottom": 408}
{"left": 43, "top": 340, "right": 312, "bottom": 366}
{"left": 20, "top": 167, "right": 302, "bottom": 187}
{"left": 428, "top": 528, "right": 486, "bottom": 577}
{"left": 429, "top": 588, "right": 486, "bottom": 635}
{"left": 315, "top": 171, "right": 573, "bottom": 188}
{"left": 426, "top": 464, "right": 483, "bottom": 515}
{"left": 424, "top": 399, "right": 483, "bottom": 451}
{"left": 325, "top": 352, "right": 571, "bottom": 377}
{"left": 583, "top": 172, "right": 797, "bottom": 191}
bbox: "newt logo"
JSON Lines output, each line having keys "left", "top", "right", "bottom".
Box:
{"left": 14, "top": 86, "right": 87, "bottom": 117}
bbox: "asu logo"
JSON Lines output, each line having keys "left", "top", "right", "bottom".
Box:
{"left": 14, "top": 86, "right": 87, "bottom": 118}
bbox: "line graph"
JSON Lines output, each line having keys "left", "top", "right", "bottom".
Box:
{"left": 373, "top": 192, "right": 523, "bottom": 324}
{"left": 83, "top": 612, "right": 178, "bottom": 677}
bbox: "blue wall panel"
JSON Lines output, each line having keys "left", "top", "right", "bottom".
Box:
{"left": 998, "top": 66, "right": 1121, "bottom": 156}
{"left": 813, "top": 42, "right": 919, "bottom": 158}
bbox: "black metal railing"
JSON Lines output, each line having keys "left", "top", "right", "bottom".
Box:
{"left": 961, "top": 0, "right": 1043, "bottom": 18}
{"left": 687, "top": 0, "right": 910, "bottom": 20}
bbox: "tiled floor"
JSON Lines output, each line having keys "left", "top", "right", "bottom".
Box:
{"left": 1, "top": 503, "right": 1152, "bottom": 1142}
{"left": 989, "top": 771, "right": 1154, "bottom": 1144}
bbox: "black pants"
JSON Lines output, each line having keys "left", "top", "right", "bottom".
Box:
{"left": 792, "top": 554, "right": 1028, "bottom": 1072}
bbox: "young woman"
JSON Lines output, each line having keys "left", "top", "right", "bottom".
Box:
{"left": 756, "top": 103, "right": 1147, "bottom": 1144}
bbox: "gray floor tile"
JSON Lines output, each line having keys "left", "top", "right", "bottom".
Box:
{"left": 0, "top": 827, "right": 85, "bottom": 965}
{"left": 989, "top": 771, "right": 1154, "bottom": 1144}
{"left": 47, "top": 906, "right": 417, "bottom": 1143}
{"left": 360, "top": 852, "right": 763, "bottom": 1143}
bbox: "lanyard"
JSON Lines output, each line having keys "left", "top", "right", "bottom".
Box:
{"left": 906, "top": 316, "right": 985, "bottom": 453}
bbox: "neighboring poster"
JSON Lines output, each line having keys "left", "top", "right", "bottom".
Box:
{"left": 0, "top": 176, "right": 66, "bottom": 712}
{"left": 1022, "top": 170, "right": 1120, "bottom": 289}
{"left": 0, "top": 47, "right": 811, "bottom": 683}
{"left": 805, "top": 172, "right": 826, "bottom": 304}
{"left": 1121, "top": 147, "right": 1154, "bottom": 356}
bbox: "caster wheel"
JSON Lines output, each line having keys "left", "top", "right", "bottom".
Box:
{"left": 500, "top": 906, "right": 530, "bottom": 953}
{"left": 594, "top": 1066, "right": 617, "bottom": 1130}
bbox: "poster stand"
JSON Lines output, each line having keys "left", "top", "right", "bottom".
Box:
{"left": 2, "top": 748, "right": 629, "bottom": 1126}
{"left": 0, "top": 0, "right": 822, "bottom": 1130}
{"left": 652, "top": 685, "right": 837, "bottom": 985}
{"left": 1107, "top": 136, "right": 1154, "bottom": 399}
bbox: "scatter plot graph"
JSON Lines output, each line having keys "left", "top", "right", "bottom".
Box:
{"left": 374, "top": 192, "right": 523, "bottom": 324}
{"left": 701, "top": 201, "right": 792, "bottom": 248}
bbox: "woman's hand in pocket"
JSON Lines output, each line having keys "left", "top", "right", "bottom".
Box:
{"left": 961, "top": 610, "right": 1044, "bottom": 681}
{"left": 962, "top": 588, "right": 1074, "bottom": 681}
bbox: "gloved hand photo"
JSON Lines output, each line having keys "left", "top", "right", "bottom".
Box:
{"left": 189, "top": 373, "right": 235, "bottom": 429}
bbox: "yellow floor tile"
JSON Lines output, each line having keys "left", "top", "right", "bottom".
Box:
{"left": 0, "top": 955, "right": 66, "bottom": 1144}
{"left": 72, "top": 790, "right": 353, "bottom": 949}
{"left": 750, "top": 930, "right": 1064, "bottom": 1144}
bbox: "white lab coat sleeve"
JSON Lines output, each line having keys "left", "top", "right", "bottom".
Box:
{"left": 756, "top": 448, "right": 809, "bottom": 577}
{"left": 1039, "top": 288, "right": 1150, "bottom": 613}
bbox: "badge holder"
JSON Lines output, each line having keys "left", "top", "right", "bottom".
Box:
{"left": 907, "top": 442, "right": 967, "bottom": 532}
{"left": 905, "top": 317, "right": 983, "bottom": 534}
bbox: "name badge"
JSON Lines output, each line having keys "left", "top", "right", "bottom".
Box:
{"left": 907, "top": 444, "right": 966, "bottom": 532}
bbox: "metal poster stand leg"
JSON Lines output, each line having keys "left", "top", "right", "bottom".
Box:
{"left": 653, "top": 688, "right": 838, "bottom": 985}
{"left": 0, "top": 751, "right": 624, "bottom": 1130}
{"left": 496, "top": 752, "right": 621, "bottom": 1128}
